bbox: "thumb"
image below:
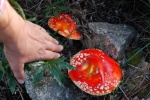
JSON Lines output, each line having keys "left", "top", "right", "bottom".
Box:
{"left": 11, "top": 63, "right": 25, "bottom": 84}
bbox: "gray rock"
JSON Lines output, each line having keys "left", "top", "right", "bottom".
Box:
{"left": 146, "top": 97, "right": 150, "bottom": 100}
{"left": 25, "top": 64, "right": 87, "bottom": 100}
{"left": 83, "top": 22, "right": 138, "bottom": 60}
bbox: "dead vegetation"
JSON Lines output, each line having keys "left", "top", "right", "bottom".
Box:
{"left": 0, "top": 0, "right": 149, "bottom": 100}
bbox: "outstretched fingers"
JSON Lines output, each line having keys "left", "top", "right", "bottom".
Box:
{"left": 45, "top": 41, "right": 63, "bottom": 52}
{"left": 44, "top": 33, "right": 59, "bottom": 45}
{"left": 42, "top": 50, "right": 61, "bottom": 60}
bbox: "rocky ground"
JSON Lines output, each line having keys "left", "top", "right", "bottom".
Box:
{"left": 0, "top": 0, "right": 150, "bottom": 100}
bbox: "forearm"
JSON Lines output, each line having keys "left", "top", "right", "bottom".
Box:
{"left": 0, "top": 0, "right": 24, "bottom": 44}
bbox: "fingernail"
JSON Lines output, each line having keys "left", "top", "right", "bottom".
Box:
{"left": 54, "top": 40, "right": 59, "bottom": 44}
{"left": 60, "top": 45, "right": 63, "bottom": 50}
{"left": 18, "top": 79, "right": 24, "bottom": 84}
{"left": 58, "top": 53, "right": 61, "bottom": 57}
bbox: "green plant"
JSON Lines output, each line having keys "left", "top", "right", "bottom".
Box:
{"left": 45, "top": 0, "right": 71, "bottom": 17}
{"left": 27, "top": 57, "right": 75, "bottom": 88}
{"left": 120, "top": 38, "right": 150, "bottom": 68}
{"left": 8, "top": 0, "right": 26, "bottom": 19}
{"left": 126, "top": 40, "right": 150, "bottom": 64}
{"left": 0, "top": 46, "right": 17, "bottom": 93}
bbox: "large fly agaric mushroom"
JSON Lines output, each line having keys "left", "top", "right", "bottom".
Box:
{"left": 68, "top": 49, "right": 122, "bottom": 96}
{"left": 48, "top": 14, "right": 81, "bottom": 40}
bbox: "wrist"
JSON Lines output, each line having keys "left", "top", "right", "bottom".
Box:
{"left": 0, "top": 0, "right": 5, "bottom": 16}
{"left": 0, "top": 0, "right": 12, "bottom": 30}
{"left": 0, "top": 0, "right": 25, "bottom": 45}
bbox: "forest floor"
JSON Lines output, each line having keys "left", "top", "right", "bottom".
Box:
{"left": 0, "top": 0, "right": 150, "bottom": 100}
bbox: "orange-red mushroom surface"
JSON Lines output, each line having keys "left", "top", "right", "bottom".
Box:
{"left": 68, "top": 49, "right": 122, "bottom": 96}
{"left": 48, "top": 14, "right": 81, "bottom": 40}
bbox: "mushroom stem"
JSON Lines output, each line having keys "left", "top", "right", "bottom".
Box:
{"left": 67, "top": 39, "right": 73, "bottom": 47}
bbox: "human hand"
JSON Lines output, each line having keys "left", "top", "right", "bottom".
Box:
{"left": 4, "top": 20, "right": 63, "bottom": 84}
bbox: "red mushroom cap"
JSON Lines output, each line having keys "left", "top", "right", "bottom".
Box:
{"left": 48, "top": 14, "right": 81, "bottom": 40}
{"left": 68, "top": 49, "right": 122, "bottom": 96}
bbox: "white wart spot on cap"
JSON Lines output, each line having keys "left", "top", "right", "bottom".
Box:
{"left": 70, "top": 52, "right": 90, "bottom": 67}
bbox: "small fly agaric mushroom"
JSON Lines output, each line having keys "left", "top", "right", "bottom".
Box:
{"left": 48, "top": 14, "right": 81, "bottom": 40}
{"left": 68, "top": 49, "right": 122, "bottom": 96}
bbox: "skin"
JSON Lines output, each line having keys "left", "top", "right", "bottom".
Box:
{"left": 0, "top": 0, "right": 63, "bottom": 84}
